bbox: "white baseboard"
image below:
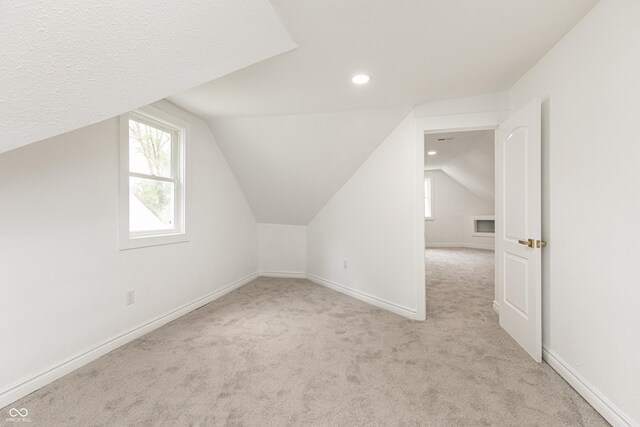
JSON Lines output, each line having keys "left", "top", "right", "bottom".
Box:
{"left": 306, "top": 274, "right": 417, "bottom": 320}
{"left": 543, "top": 347, "right": 633, "bottom": 427}
{"left": 258, "top": 271, "right": 307, "bottom": 279}
{"left": 463, "top": 243, "right": 494, "bottom": 251}
{"left": 426, "top": 243, "right": 494, "bottom": 251}
{"left": 5, "top": 271, "right": 630, "bottom": 427}
{"left": 262, "top": 273, "right": 418, "bottom": 321}
{"left": 0, "top": 272, "right": 258, "bottom": 410}
{"left": 425, "top": 243, "right": 461, "bottom": 248}
{"left": 492, "top": 300, "right": 500, "bottom": 314}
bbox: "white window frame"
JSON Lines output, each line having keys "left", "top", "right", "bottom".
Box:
{"left": 119, "top": 105, "right": 189, "bottom": 250}
{"left": 424, "top": 176, "right": 434, "bottom": 220}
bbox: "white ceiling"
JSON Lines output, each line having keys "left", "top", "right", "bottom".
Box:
{"left": 168, "top": 0, "right": 597, "bottom": 225}
{"left": 425, "top": 130, "right": 493, "bottom": 170}
{"left": 171, "top": 0, "right": 598, "bottom": 118}
{"left": 425, "top": 130, "right": 495, "bottom": 204}
{"left": 210, "top": 107, "right": 412, "bottom": 225}
{"left": 2, "top": 0, "right": 597, "bottom": 225}
{"left": 0, "top": 0, "right": 296, "bottom": 154}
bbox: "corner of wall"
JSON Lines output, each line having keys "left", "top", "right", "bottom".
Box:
{"left": 306, "top": 112, "right": 418, "bottom": 318}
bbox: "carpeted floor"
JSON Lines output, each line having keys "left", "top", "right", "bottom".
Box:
{"left": 4, "top": 248, "right": 607, "bottom": 426}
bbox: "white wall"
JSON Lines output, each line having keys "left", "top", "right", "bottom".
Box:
{"left": 425, "top": 170, "right": 494, "bottom": 249}
{"left": 413, "top": 92, "right": 509, "bottom": 118}
{"left": 257, "top": 223, "right": 307, "bottom": 277}
{"left": 510, "top": 0, "right": 640, "bottom": 424}
{"left": 306, "top": 112, "right": 418, "bottom": 318}
{"left": 0, "top": 101, "right": 258, "bottom": 407}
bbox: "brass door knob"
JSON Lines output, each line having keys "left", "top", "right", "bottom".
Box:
{"left": 536, "top": 240, "right": 547, "bottom": 248}
{"left": 518, "top": 239, "right": 535, "bottom": 248}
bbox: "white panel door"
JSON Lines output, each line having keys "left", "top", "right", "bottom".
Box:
{"left": 496, "top": 99, "right": 542, "bottom": 362}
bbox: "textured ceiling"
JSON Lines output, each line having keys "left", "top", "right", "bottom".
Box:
{"left": 210, "top": 107, "right": 412, "bottom": 225}
{"left": 0, "top": 0, "right": 296, "bottom": 153}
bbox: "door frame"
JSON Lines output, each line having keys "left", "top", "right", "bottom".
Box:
{"left": 414, "top": 111, "right": 509, "bottom": 321}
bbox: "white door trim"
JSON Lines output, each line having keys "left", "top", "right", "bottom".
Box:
{"left": 414, "top": 110, "right": 509, "bottom": 320}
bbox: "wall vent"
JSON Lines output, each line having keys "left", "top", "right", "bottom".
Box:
{"left": 471, "top": 215, "right": 495, "bottom": 237}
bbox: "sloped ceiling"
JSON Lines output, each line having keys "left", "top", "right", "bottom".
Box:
{"left": 170, "top": 0, "right": 596, "bottom": 225}
{"left": 210, "top": 107, "right": 412, "bottom": 225}
{"left": 425, "top": 130, "right": 495, "bottom": 205}
{"left": 171, "top": 0, "right": 597, "bottom": 118}
{"left": 0, "top": 0, "right": 296, "bottom": 154}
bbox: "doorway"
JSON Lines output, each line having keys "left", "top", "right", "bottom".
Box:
{"left": 414, "top": 99, "right": 543, "bottom": 363}
{"left": 423, "top": 129, "right": 497, "bottom": 317}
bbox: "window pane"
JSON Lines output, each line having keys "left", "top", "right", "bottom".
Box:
{"left": 425, "top": 178, "right": 432, "bottom": 218}
{"left": 129, "top": 177, "right": 175, "bottom": 232}
{"left": 129, "top": 119, "right": 172, "bottom": 177}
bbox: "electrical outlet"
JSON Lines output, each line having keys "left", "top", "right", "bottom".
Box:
{"left": 343, "top": 259, "right": 348, "bottom": 269}
{"left": 125, "top": 290, "right": 135, "bottom": 306}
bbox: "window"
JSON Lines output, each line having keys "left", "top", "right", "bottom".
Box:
{"left": 119, "top": 106, "right": 188, "bottom": 249}
{"left": 424, "top": 177, "right": 433, "bottom": 220}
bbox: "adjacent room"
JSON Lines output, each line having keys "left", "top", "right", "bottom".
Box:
{"left": 424, "top": 130, "right": 495, "bottom": 251}
{"left": 2, "top": 0, "right": 639, "bottom": 425}
{"left": 424, "top": 130, "right": 497, "bottom": 318}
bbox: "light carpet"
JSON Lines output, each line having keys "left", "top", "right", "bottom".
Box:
{"left": 3, "top": 248, "right": 607, "bottom": 426}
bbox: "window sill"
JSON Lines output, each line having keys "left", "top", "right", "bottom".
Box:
{"left": 119, "top": 232, "right": 189, "bottom": 250}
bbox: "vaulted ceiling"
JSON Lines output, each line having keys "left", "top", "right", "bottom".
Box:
{"left": 171, "top": 0, "right": 597, "bottom": 118}
{"left": 170, "top": 0, "right": 597, "bottom": 225}
{"left": 0, "top": 0, "right": 296, "bottom": 153}
{"left": 3, "top": 0, "right": 598, "bottom": 225}
{"left": 210, "top": 107, "right": 412, "bottom": 225}
{"left": 425, "top": 130, "right": 495, "bottom": 205}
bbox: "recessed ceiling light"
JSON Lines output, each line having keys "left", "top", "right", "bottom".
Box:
{"left": 427, "top": 151, "right": 437, "bottom": 156}
{"left": 352, "top": 74, "right": 370, "bottom": 85}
